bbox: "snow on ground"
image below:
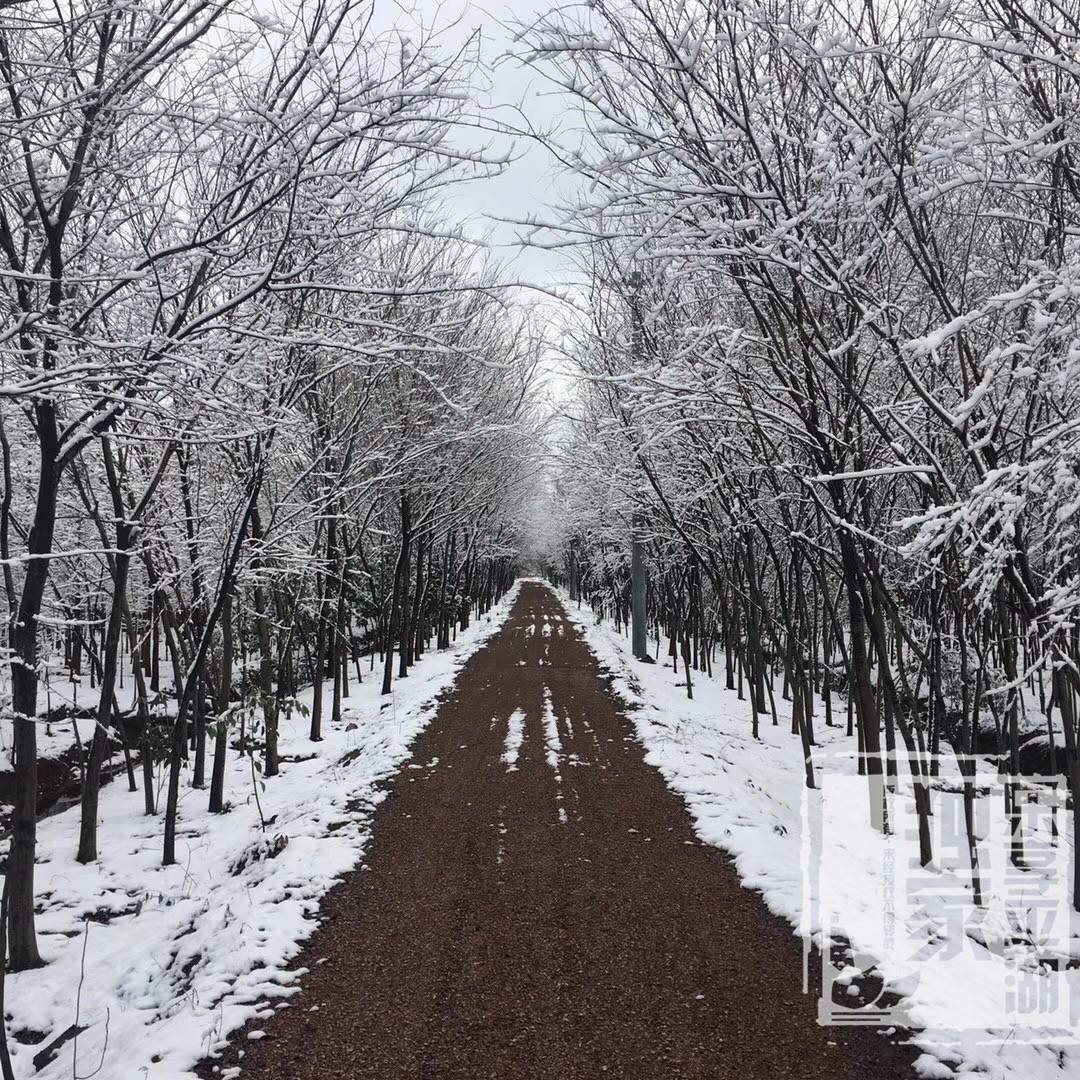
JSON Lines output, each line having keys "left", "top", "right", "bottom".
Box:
{"left": 541, "top": 687, "right": 560, "bottom": 770}
{"left": 3, "top": 584, "right": 521, "bottom": 1080}
{"left": 551, "top": 581, "right": 1080, "bottom": 1080}
{"left": 541, "top": 687, "right": 567, "bottom": 824}
{"left": 502, "top": 708, "right": 526, "bottom": 770}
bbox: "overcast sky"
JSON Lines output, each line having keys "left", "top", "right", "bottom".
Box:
{"left": 379, "top": 1, "right": 579, "bottom": 291}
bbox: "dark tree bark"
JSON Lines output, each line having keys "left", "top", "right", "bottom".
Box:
{"left": 76, "top": 498, "right": 131, "bottom": 862}
{"left": 397, "top": 501, "right": 413, "bottom": 680}
{"left": 6, "top": 407, "right": 60, "bottom": 971}
{"left": 209, "top": 589, "right": 234, "bottom": 814}
{"left": 249, "top": 507, "right": 279, "bottom": 778}
{"left": 381, "top": 493, "right": 410, "bottom": 695}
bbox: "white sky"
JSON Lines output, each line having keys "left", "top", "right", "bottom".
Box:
{"left": 377, "top": 0, "right": 580, "bottom": 291}
{"left": 356, "top": 0, "right": 588, "bottom": 410}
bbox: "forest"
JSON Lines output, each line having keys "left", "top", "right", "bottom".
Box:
{"left": 0, "top": 0, "right": 541, "bottom": 983}
{"left": 541, "top": 0, "right": 1080, "bottom": 907}
{"left": 2, "top": 0, "right": 1080, "bottom": 1078}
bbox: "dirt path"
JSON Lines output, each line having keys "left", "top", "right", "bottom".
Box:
{"left": 208, "top": 582, "right": 915, "bottom": 1079}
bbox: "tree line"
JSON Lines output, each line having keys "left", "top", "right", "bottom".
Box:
{"left": 0, "top": 0, "right": 538, "bottom": 973}
{"left": 529, "top": 0, "right": 1080, "bottom": 910}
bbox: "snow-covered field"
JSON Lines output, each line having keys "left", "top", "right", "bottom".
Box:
{"left": 3, "top": 584, "right": 521, "bottom": 1080}
{"left": 554, "top": 583, "right": 1080, "bottom": 1080}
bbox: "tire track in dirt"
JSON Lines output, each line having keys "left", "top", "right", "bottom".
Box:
{"left": 203, "top": 581, "right": 916, "bottom": 1079}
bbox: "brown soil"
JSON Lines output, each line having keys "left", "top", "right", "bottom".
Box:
{"left": 201, "top": 582, "right": 917, "bottom": 1080}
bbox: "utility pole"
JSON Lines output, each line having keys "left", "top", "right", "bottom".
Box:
{"left": 628, "top": 270, "right": 652, "bottom": 662}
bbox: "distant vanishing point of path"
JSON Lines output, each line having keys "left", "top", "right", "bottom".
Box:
{"left": 205, "top": 582, "right": 916, "bottom": 1080}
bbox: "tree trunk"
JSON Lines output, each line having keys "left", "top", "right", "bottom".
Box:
{"left": 397, "top": 509, "right": 413, "bottom": 680}
{"left": 250, "top": 508, "right": 278, "bottom": 778}
{"left": 407, "top": 531, "right": 425, "bottom": 667}
{"left": 7, "top": 416, "right": 60, "bottom": 971}
{"left": 0, "top": 877, "right": 16, "bottom": 1080}
{"left": 209, "top": 589, "right": 234, "bottom": 814}
{"left": 838, "top": 529, "right": 885, "bottom": 832}
{"left": 381, "top": 493, "right": 410, "bottom": 695}
{"left": 76, "top": 521, "right": 131, "bottom": 864}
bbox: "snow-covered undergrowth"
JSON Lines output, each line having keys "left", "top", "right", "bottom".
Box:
{"left": 553, "top": 583, "right": 1079, "bottom": 1080}
{"left": 4, "top": 583, "right": 521, "bottom": 1080}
